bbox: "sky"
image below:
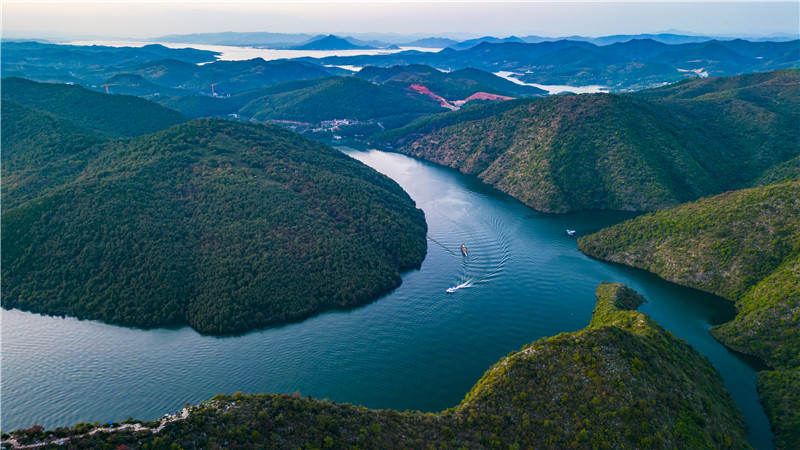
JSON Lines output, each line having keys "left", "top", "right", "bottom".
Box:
{"left": 3, "top": 1, "right": 799, "bottom": 41}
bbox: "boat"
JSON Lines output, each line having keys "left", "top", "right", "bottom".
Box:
{"left": 566, "top": 230, "right": 576, "bottom": 236}
{"left": 461, "top": 244, "right": 468, "bottom": 256}
{"left": 446, "top": 286, "right": 457, "bottom": 294}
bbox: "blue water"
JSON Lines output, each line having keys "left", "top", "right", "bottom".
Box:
{"left": 0, "top": 149, "right": 772, "bottom": 448}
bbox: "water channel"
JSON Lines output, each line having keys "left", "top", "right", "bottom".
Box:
{"left": 1, "top": 148, "right": 772, "bottom": 447}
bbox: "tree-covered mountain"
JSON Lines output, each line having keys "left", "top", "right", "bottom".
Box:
{"left": 4, "top": 284, "right": 749, "bottom": 448}
{"left": 356, "top": 64, "right": 546, "bottom": 100}
{"left": 578, "top": 181, "right": 800, "bottom": 448}
{"left": 160, "top": 76, "right": 443, "bottom": 132}
{"left": 97, "top": 58, "right": 343, "bottom": 97}
{"left": 2, "top": 78, "right": 190, "bottom": 210}
{"left": 1, "top": 42, "right": 345, "bottom": 96}
{"left": 172, "top": 58, "right": 339, "bottom": 95}
{"left": 374, "top": 70, "right": 799, "bottom": 213}
{"left": 1, "top": 41, "right": 218, "bottom": 85}
{"left": 1, "top": 77, "right": 188, "bottom": 138}
{"left": 236, "top": 76, "right": 442, "bottom": 123}
{"left": 298, "top": 38, "right": 799, "bottom": 90}
{"left": 2, "top": 84, "right": 428, "bottom": 335}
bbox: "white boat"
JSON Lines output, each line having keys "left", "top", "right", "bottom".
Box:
{"left": 566, "top": 229, "right": 576, "bottom": 236}
{"left": 446, "top": 286, "right": 457, "bottom": 294}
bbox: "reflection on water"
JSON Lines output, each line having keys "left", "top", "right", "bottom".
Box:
{"left": 1, "top": 149, "right": 772, "bottom": 448}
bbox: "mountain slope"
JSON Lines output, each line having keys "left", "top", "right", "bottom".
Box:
{"left": 2, "top": 78, "right": 190, "bottom": 209}
{"left": 578, "top": 181, "right": 800, "bottom": 448}
{"left": 379, "top": 70, "right": 799, "bottom": 213}
{"left": 356, "top": 64, "right": 546, "bottom": 100}
{"left": 237, "top": 76, "right": 442, "bottom": 124}
{"left": 1, "top": 100, "right": 108, "bottom": 210}
{"left": 5, "top": 284, "right": 749, "bottom": 448}
{"left": 2, "top": 117, "right": 427, "bottom": 335}
{"left": 1, "top": 77, "right": 188, "bottom": 137}
{"left": 392, "top": 94, "right": 722, "bottom": 213}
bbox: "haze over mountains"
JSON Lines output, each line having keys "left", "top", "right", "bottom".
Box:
{"left": 152, "top": 31, "right": 799, "bottom": 48}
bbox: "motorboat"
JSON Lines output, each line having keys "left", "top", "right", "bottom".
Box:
{"left": 446, "top": 286, "right": 457, "bottom": 294}
{"left": 566, "top": 230, "right": 576, "bottom": 236}
{"left": 461, "top": 244, "right": 468, "bottom": 256}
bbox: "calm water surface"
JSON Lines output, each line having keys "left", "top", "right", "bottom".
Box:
{"left": 1, "top": 149, "right": 772, "bottom": 448}
{"left": 64, "top": 40, "right": 440, "bottom": 62}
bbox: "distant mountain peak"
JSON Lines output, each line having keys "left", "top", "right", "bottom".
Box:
{"left": 292, "top": 34, "right": 375, "bottom": 51}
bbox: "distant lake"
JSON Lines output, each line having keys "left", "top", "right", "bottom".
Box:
{"left": 494, "top": 70, "right": 609, "bottom": 94}
{"left": 62, "top": 41, "right": 607, "bottom": 95}
{"left": 2, "top": 149, "right": 772, "bottom": 447}
{"left": 64, "top": 40, "right": 441, "bottom": 62}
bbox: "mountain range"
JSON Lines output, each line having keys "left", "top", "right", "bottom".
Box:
{"left": 152, "top": 31, "right": 799, "bottom": 49}
{"left": 298, "top": 38, "right": 799, "bottom": 90}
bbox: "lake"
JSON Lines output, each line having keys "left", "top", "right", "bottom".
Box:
{"left": 494, "top": 71, "right": 609, "bottom": 94}
{"left": 64, "top": 40, "right": 440, "bottom": 62}
{"left": 1, "top": 149, "right": 772, "bottom": 448}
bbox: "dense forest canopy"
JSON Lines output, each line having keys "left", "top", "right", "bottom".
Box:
{"left": 579, "top": 181, "right": 800, "bottom": 448}
{"left": 377, "top": 69, "right": 799, "bottom": 213}
{"left": 2, "top": 81, "right": 428, "bottom": 335}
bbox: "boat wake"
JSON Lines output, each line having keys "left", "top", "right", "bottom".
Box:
{"left": 445, "top": 280, "right": 473, "bottom": 294}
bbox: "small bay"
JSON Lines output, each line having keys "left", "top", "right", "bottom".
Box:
{"left": 1, "top": 149, "right": 772, "bottom": 448}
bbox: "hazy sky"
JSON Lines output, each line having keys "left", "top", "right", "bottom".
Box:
{"left": 3, "top": 2, "right": 799, "bottom": 40}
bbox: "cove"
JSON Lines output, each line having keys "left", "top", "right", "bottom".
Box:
{"left": 1, "top": 149, "right": 772, "bottom": 448}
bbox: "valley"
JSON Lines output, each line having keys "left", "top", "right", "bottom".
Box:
{"left": 2, "top": 18, "right": 799, "bottom": 448}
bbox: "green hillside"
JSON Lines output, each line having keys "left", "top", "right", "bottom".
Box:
{"left": 5, "top": 284, "right": 748, "bottom": 448}
{"left": 378, "top": 70, "right": 799, "bottom": 213}
{"left": 2, "top": 118, "right": 427, "bottom": 335}
{"left": 356, "top": 64, "right": 546, "bottom": 100}
{"left": 2, "top": 100, "right": 108, "bottom": 210}
{"left": 1, "top": 77, "right": 188, "bottom": 138}
{"left": 238, "top": 76, "right": 442, "bottom": 124}
{"left": 2, "top": 78, "right": 189, "bottom": 210}
{"left": 578, "top": 181, "right": 800, "bottom": 448}
{"left": 155, "top": 76, "right": 443, "bottom": 134}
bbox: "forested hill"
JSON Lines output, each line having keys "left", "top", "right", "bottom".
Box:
{"left": 2, "top": 78, "right": 189, "bottom": 210}
{"left": 355, "top": 64, "right": 547, "bottom": 99}
{"left": 578, "top": 181, "right": 800, "bottom": 448}
{"left": 159, "top": 76, "right": 443, "bottom": 130}
{"left": 377, "top": 69, "right": 799, "bottom": 213}
{"left": 4, "top": 284, "right": 749, "bottom": 448}
{"left": 2, "top": 117, "right": 427, "bottom": 335}
{"left": 1, "top": 77, "right": 189, "bottom": 137}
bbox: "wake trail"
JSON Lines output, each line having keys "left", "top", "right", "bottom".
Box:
{"left": 427, "top": 234, "right": 461, "bottom": 257}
